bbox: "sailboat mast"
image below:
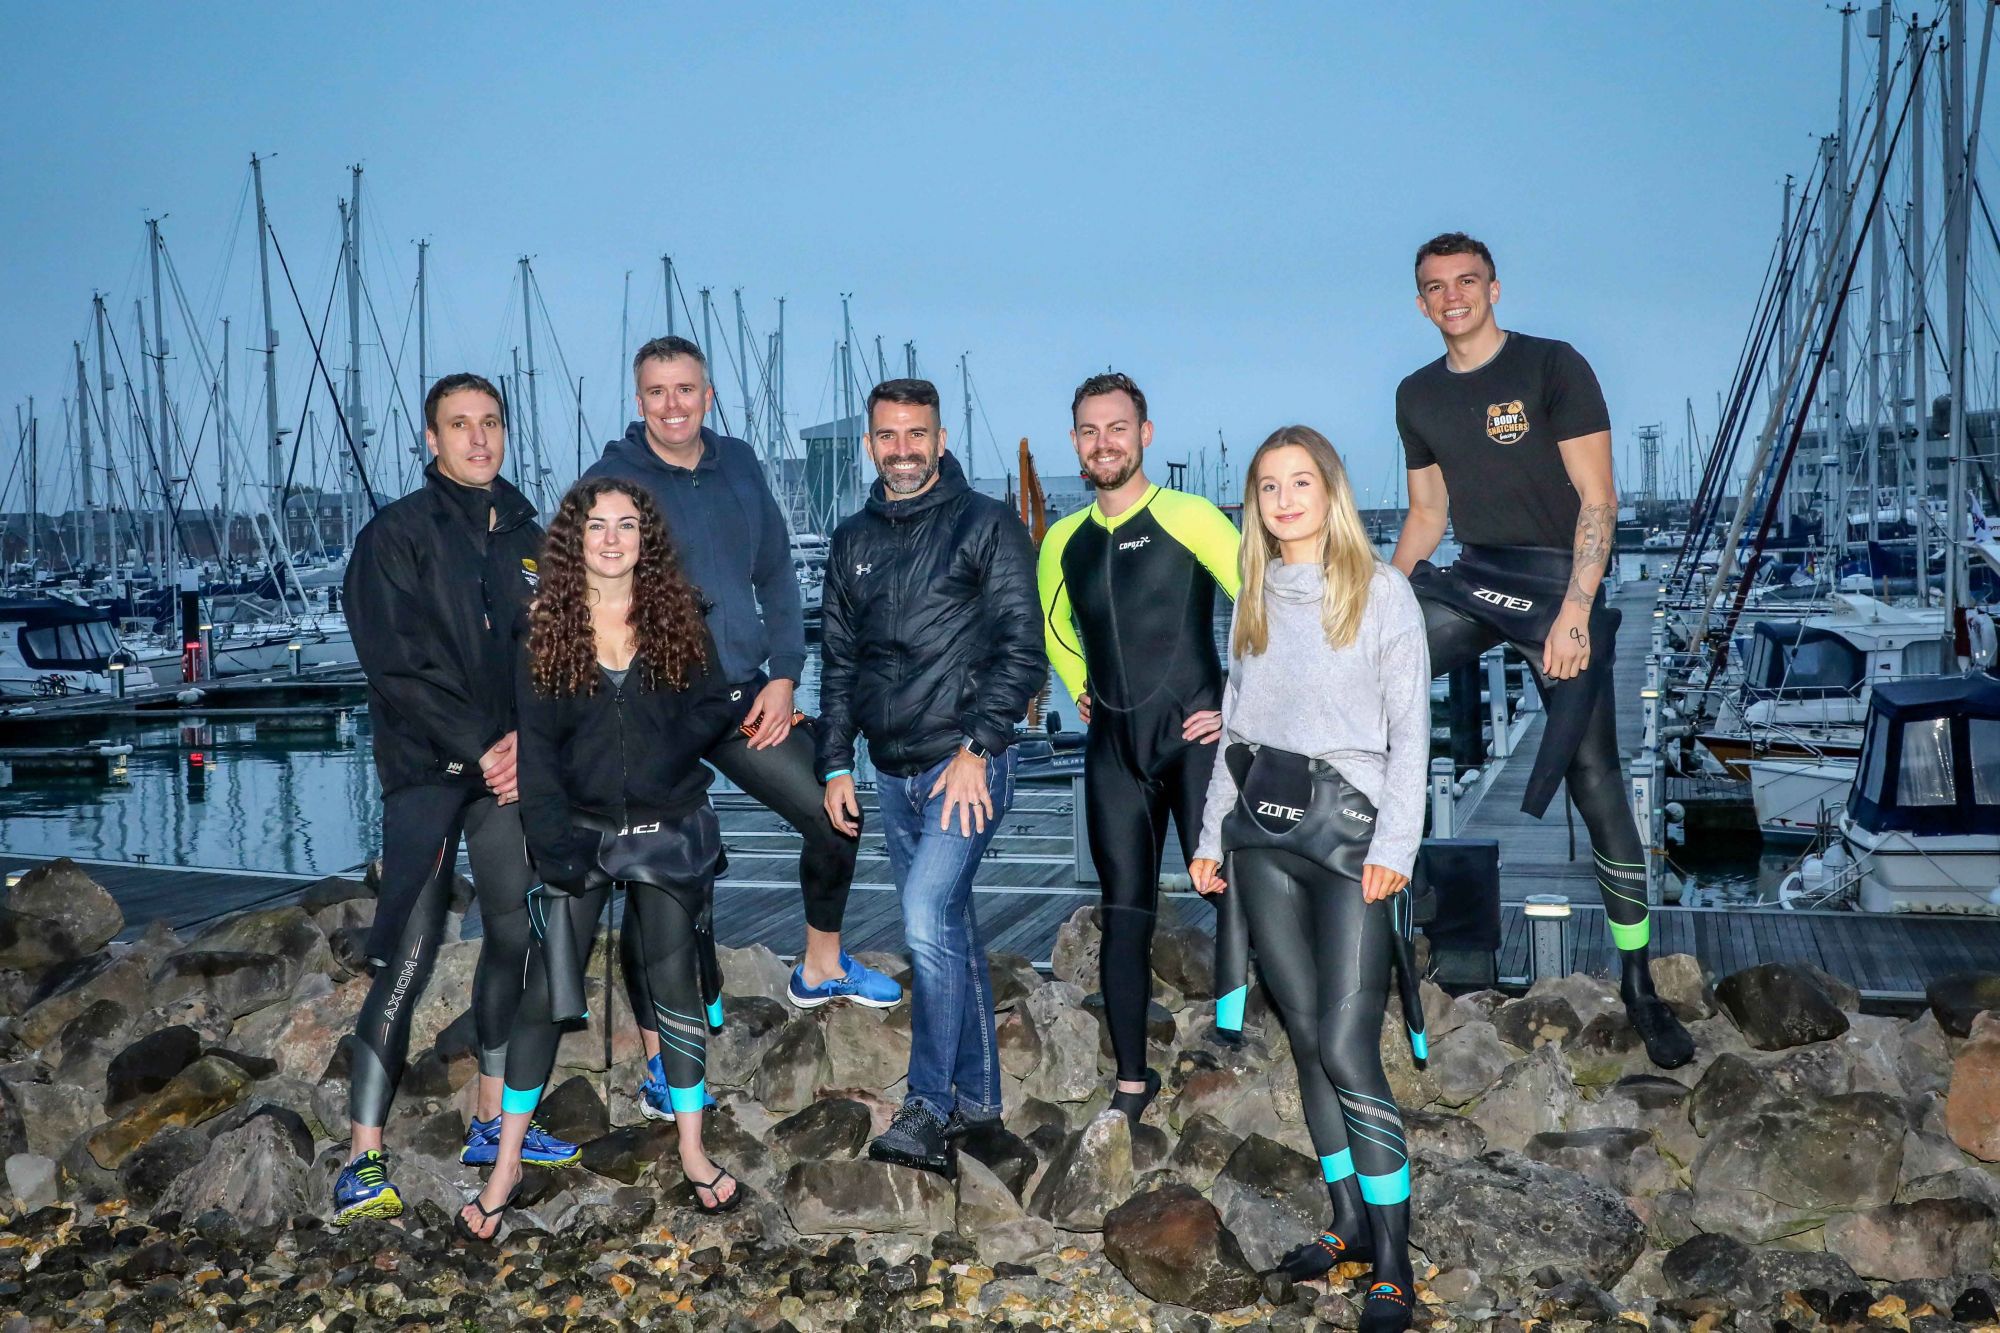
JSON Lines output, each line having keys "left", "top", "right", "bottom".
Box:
{"left": 662, "top": 256, "right": 674, "bottom": 337}
{"left": 904, "top": 341, "right": 916, "bottom": 378}
{"left": 700, "top": 287, "right": 714, "bottom": 424}
{"left": 1836, "top": 7, "right": 1857, "bottom": 548}
{"left": 251, "top": 154, "right": 284, "bottom": 521}
{"left": 219, "top": 316, "right": 232, "bottom": 554}
{"left": 1909, "top": 10, "right": 1929, "bottom": 596}
{"left": 1867, "top": 1, "right": 1891, "bottom": 548}
{"left": 1943, "top": 0, "right": 1972, "bottom": 619}
{"left": 960, "top": 352, "right": 973, "bottom": 482}
{"left": 25, "top": 401, "right": 36, "bottom": 574}
{"left": 93, "top": 296, "right": 119, "bottom": 573}
{"left": 343, "top": 166, "right": 366, "bottom": 551}
{"left": 147, "top": 218, "right": 176, "bottom": 579}
{"left": 416, "top": 238, "right": 428, "bottom": 469}
{"left": 519, "top": 256, "right": 544, "bottom": 501}
{"left": 75, "top": 344, "right": 94, "bottom": 569}
{"left": 735, "top": 288, "right": 752, "bottom": 449}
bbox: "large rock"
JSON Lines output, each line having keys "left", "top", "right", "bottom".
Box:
{"left": 1379, "top": 1010, "right": 1440, "bottom": 1110}
{"left": 716, "top": 942, "right": 796, "bottom": 1005}
{"left": 15, "top": 951, "right": 153, "bottom": 1051}
{"left": 1562, "top": 1013, "right": 1653, "bottom": 1089}
{"left": 1525, "top": 1128, "right": 1675, "bottom": 1199}
{"left": 955, "top": 1153, "right": 1055, "bottom": 1265}
{"left": 1896, "top": 1009, "right": 1956, "bottom": 1097}
{"left": 1689, "top": 1098, "right": 1904, "bottom": 1243}
{"left": 1714, "top": 963, "right": 1850, "bottom": 1050}
{"left": 1566, "top": 1075, "right": 1699, "bottom": 1171}
{"left": 1491, "top": 994, "right": 1584, "bottom": 1052}
{"left": 1020, "top": 982, "right": 1099, "bottom": 1105}
{"left": 770, "top": 1097, "right": 872, "bottom": 1164}
{"left": 0, "top": 859, "right": 122, "bottom": 970}
{"left": 149, "top": 951, "right": 294, "bottom": 1020}
{"left": 783, "top": 1157, "right": 953, "bottom": 1235}
{"left": 1050, "top": 906, "right": 1101, "bottom": 988}
{"left": 704, "top": 994, "right": 789, "bottom": 1089}
{"left": 9, "top": 1080, "right": 101, "bottom": 1158}
{"left": 1650, "top": 953, "right": 1717, "bottom": 1020}
{"left": 1149, "top": 923, "right": 1216, "bottom": 1001}
{"left": 1413, "top": 1150, "right": 1646, "bottom": 1287}
{"left": 957, "top": 1122, "right": 1040, "bottom": 1200}
{"left": 577, "top": 1121, "right": 676, "bottom": 1185}
{"left": 1207, "top": 1132, "right": 1325, "bottom": 1272}
{"left": 1467, "top": 1042, "right": 1580, "bottom": 1151}
{"left": 755, "top": 1018, "right": 827, "bottom": 1114}
{"left": 1429, "top": 1020, "right": 1513, "bottom": 1107}
{"left": 1945, "top": 1011, "right": 2000, "bottom": 1162}
{"left": 47, "top": 998, "right": 134, "bottom": 1086}
{"left": 85, "top": 1055, "right": 252, "bottom": 1169}
{"left": 822, "top": 1004, "right": 910, "bottom": 1091}
{"left": 1404, "top": 1108, "right": 1489, "bottom": 1162}
{"left": 1168, "top": 1114, "right": 1244, "bottom": 1191}
{"left": 1660, "top": 1232, "right": 1869, "bottom": 1308}
{"left": 1029, "top": 1110, "right": 1133, "bottom": 1231}
{"left": 104, "top": 1025, "right": 203, "bottom": 1112}
{"left": 1925, "top": 972, "right": 2000, "bottom": 1039}
{"left": 995, "top": 1005, "right": 1043, "bottom": 1081}
{"left": 1103, "top": 1183, "right": 1262, "bottom": 1313}
{"left": 153, "top": 1115, "right": 313, "bottom": 1241}
{"left": 1823, "top": 1197, "right": 1998, "bottom": 1280}
{"left": 184, "top": 906, "right": 329, "bottom": 986}
{"left": 1524, "top": 973, "right": 1621, "bottom": 1027}
{"left": 242, "top": 974, "right": 369, "bottom": 1080}
{"left": 5, "top": 1152, "right": 57, "bottom": 1211}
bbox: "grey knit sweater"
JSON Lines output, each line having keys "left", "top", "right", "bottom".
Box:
{"left": 1193, "top": 560, "right": 1433, "bottom": 877}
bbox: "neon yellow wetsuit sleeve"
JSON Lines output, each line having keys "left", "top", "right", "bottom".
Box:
{"left": 1037, "top": 507, "right": 1093, "bottom": 704}
{"left": 1151, "top": 490, "right": 1243, "bottom": 600}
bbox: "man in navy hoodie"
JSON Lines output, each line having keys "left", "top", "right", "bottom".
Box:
{"left": 585, "top": 336, "right": 899, "bottom": 1120}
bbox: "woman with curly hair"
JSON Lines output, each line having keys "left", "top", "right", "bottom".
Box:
{"left": 459, "top": 477, "right": 743, "bottom": 1239}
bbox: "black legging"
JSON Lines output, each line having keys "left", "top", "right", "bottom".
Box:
{"left": 1088, "top": 722, "right": 1218, "bottom": 1082}
{"left": 349, "top": 787, "right": 533, "bottom": 1128}
{"left": 505, "top": 878, "right": 710, "bottom": 1117}
{"left": 1235, "top": 845, "right": 1412, "bottom": 1280}
{"left": 1419, "top": 598, "right": 1651, "bottom": 952}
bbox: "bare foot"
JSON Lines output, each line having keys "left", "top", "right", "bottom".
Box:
{"left": 681, "top": 1148, "right": 736, "bottom": 1208}
{"left": 459, "top": 1160, "right": 521, "bottom": 1240}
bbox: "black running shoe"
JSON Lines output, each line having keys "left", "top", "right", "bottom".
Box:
{"left": 1628, "top": 994, "right": 1695, "bottom": 1069}
{"left": 1109, "top": 1069, "right": 1161, "bottom": 1123}
{"left": 1270, "top": 1230, "right": 1375, "bottom": 1281}
{"left": 869, "top": 1103, "right": 956, "bottom": 1178}
{"left": 1358, "top": 1279, "right": 1414, "bottom": 1333}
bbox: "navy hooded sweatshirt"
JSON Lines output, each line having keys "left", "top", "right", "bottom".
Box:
{"left": 583, "top": 423, "right": 807, "bottom": 687}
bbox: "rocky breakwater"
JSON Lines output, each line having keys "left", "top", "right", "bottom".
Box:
{"left": 4, "top": 864, "right": 2000, "bottom": 1330}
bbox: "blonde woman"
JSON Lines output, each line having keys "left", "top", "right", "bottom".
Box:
{"left": 1189, "top": 426, "right": 1431, "bottom": 1333}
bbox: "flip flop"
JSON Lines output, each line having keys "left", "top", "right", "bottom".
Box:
{"left": 690, "top": 1165, "right": 744, "bottom": 1215}
{"left": 454, "top": 1183, "right": 520, "bottom": 1242}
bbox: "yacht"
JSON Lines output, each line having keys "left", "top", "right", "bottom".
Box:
{"left": 0, "top": 597, "right": 156, "bottom": 699}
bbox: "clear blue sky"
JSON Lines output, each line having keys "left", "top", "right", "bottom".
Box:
{"left": 0, "top": 3, "right": 1888, "bottom": 521}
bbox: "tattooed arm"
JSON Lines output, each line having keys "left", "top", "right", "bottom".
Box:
{"left": 1545, "top": 430, "right": 1618, "bottom": 680}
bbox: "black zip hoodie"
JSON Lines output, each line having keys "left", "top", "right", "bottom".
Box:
{"left": 346, "top": 463, "right": 542, "bottom": 795}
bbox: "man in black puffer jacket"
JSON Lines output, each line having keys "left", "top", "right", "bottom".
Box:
{"left": 819, "top": 378, "right": 1044, "bottom": 1176}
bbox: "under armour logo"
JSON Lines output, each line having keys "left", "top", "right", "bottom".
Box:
{"left": 1473, "top": 587, "right": 1533, "bottom": 612}
{"left": 855, "top": 562, "right": 873, "bottom": 576}
{"left": 1256, "top": 800, "right": 1304, "bottom": 820}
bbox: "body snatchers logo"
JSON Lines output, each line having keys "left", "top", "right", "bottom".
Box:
{"left": 1485, "top": 400, "right": 1530, "bottom": 444}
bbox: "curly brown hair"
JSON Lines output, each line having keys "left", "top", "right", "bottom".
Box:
{"left": 527, "top": 478, "right": 709, "bottom": 698}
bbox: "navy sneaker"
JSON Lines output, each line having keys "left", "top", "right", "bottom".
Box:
{"left": 460, "top": 1116, "right": 581, "bottom": 1167}
{"left": 868, "top": 1102, "right": 955, "bottom": 1178}
{"left": 638, "top": 1055, "right": 718, "bottom": 1122}
{"left": 787, "top": 951, "right": 903, "bottom": 1009}
{"left": 332, "top": 1149, "right": 402, "bottom": 1225}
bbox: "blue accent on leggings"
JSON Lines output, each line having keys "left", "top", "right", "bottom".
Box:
{"left": 501, "top": 1084, "right": 543, "bottom": 1116}
{"left": 1320, "top": 1149, "right": 1355, "bottom": 1182}
{"left": 1358, "top": 1165, "right": 1411, "bottom": 1205}
{"left": 1411, "top": 1030, "right": 1429, "bottom": 1061}
{"left": 668, "top": 1081, "right": 708, "bottom": 1114}
{"left": 706, "top": 996, "right": 724, "bottom": 1029}
{"left": 1215, "top": 985, "right": 1247, "bottom": 1033}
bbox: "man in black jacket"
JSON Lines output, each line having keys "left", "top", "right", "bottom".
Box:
{"left": 331, "top": 373, "right": 576, "bottom": 1226}
{"left": 819, "top": 379, "right": 1044, "bottom": 1176}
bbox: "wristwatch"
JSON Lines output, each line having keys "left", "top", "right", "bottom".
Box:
{"left": 960, "top": 737, "right": 994, "bottom": 762}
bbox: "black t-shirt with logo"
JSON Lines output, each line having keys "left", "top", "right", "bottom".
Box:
{"left": 1394, "top": 331, "right": 1611, "bottom": 550}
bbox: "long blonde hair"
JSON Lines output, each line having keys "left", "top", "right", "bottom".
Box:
{"left": 1233, "top": 425, "right": 1380, "bottom": 657}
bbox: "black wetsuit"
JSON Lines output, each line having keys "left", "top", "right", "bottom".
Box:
{"left": 1038, "top": 485, "right": 1245, "bottom": 1075}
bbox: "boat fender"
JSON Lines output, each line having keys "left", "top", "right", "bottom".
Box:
{"left": 1664, "top": 801, "right": 1686, "bottom": 825}
{"left": 1968, "top": 611, "right": 1997, "bottom": 670}
{"left": 175, "top": 688, "right": 204, "bottom": 704}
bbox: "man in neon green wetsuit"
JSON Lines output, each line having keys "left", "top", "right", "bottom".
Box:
{"left": 1039, "top": 372, "right": 1243, "bottom": 1120}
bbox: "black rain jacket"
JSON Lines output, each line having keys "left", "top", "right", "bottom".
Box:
{"left": 345, "top": 463, "right": 542, "bottom": 794}
{"left": 815, "top": 452, "right": 1045, "bottom": 778}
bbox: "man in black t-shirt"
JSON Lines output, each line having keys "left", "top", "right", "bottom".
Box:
{"left": 1389, "top": 231, "right": 1693, "bottom": 1070}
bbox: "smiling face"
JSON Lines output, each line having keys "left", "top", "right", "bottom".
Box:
{"left": 634, "top": 353, "right": 714, "bottom": 454}
{"left": 426, "top": 388, "right": 507, "bottom": 488}
{"left": 867, "top": 399, "right": 945, "bottom": 497}
{"left": 1415, "top": 251, "right": 1501, "bottom": 341}
{"left": 582, "top": 489, "right": 643, "bottom": 583}
{"left": 1070, "top": 389, "right": 1152, "bottom": 491}
{"left": 1255, "top": 444, "right": 1330, "bottom": 555}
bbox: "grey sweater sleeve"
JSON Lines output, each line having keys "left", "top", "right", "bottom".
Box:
{"left": 1193, "top": 607, "right": 1242, "bottom": 864}
{"left": 1364, "top": 577, "right": 1434, "bottom": 879}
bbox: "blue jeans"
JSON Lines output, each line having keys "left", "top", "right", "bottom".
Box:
{"left": 876, "top": 748, "right": 1015, "bottom": 1121}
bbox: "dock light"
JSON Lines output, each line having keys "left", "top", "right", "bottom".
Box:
{"left": 1523, "top": 894, "right": 1572, "bottom": 982}
{"left": 189, "top": 752, "right": 204, "bottom": 767}
{"left": 289, "top": 641, "right": 303, "bottom": 677}
{"left": 109, "top": 660, "right": 126, "bottom": 698}
{"left": 4, "top": 873, "right": 21, "bottom": 890}
{"left": 1641, "top": 688, "right": 1660, "bottom": 700}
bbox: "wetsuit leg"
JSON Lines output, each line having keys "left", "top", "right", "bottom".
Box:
{"left": 620, "top": 888, "right": 652, "bottom": 1037}
{"left": 349, "top": 784, "right": 471, "bottom": 1128}
{"left": 501, "top": 882, "right": 609, "bottom": 1117}
{"left": 708, "top": 724, "right": 859, "bottom": 933}
{"left": 462, "top": 796, "right": 534, "bottom": 1079}
{"left": 1419, "top": 595, "right": 1504, "bottom": 676}
{"left": 1567, "top": 678, "right": 1656, "bottom": 954}
{"left": 1086, "top": 724, "right": 1169, "bottom": 1083}
{"left": 628, "top": 883, "right": 710, "bottom": 1112}
{"left": 1232, "top": 848, "right": 1368, "bottom": 1258}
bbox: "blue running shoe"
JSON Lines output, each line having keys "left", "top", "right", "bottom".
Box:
{"left": 460, "top": 1116, "right": 581, "bottom": 1166}
{"left": 638, "top": 1055, "right": 717, "bottom": 1122}
{"left": 787, "top": 951, "right": 902, "bottom": 1010}
{"left": 332, "top": 1149, "right": 402, "bottom": 1225}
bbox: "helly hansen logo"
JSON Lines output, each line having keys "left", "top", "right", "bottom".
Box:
{"left": 1473, "top": 587, "right": 1533, "bottom": 612}
{"left": 1485, "top": 400, "right": 1529, "bottom": 444}
{"left": 1256, "top": 800, "right": 1304, "bottom": 821}
{"left": 1118, "top": 535, "right": 1151, "bottom": 552}
{"left": 445, "top": 761, "right": 465, "bottom": 775}
{"left": 1343, "top": 808, "right": 1374, "bottom": 823}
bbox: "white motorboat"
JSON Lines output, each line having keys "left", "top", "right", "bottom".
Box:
{"left": 0, "top": 597, "right": 155, "bottom": 699}
{"left": 1745, "top": 756, "right": 1854, "bottom": 841}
